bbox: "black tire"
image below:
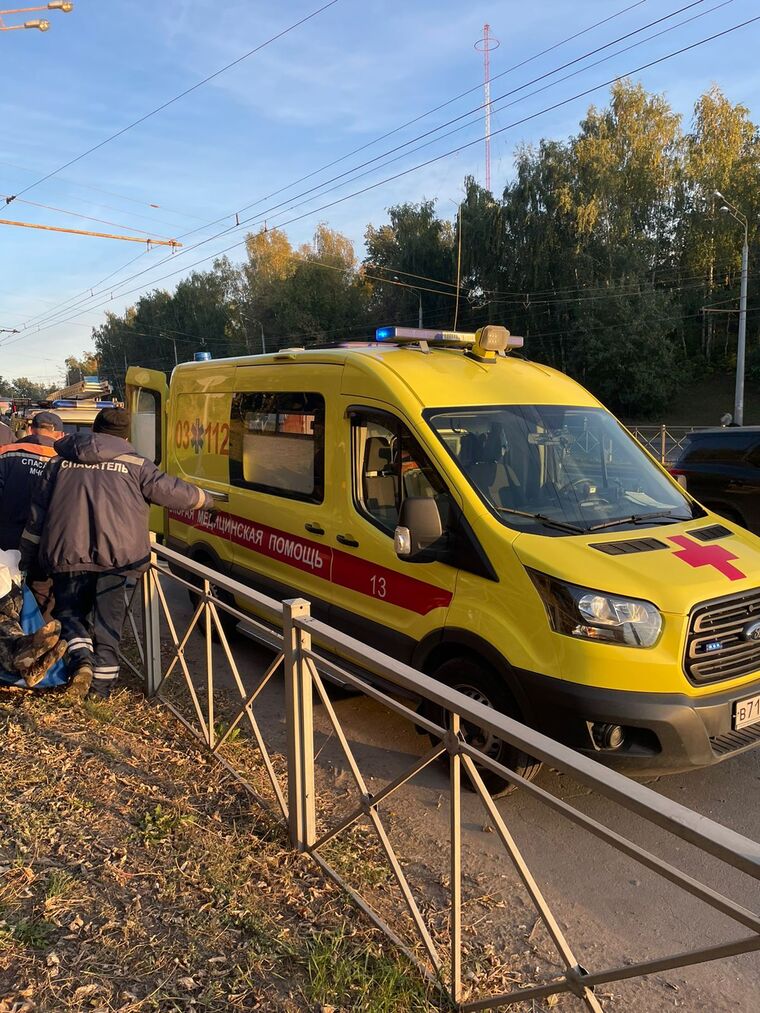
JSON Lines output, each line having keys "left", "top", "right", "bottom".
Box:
{"left": 427, "top": 656, "right": 541, "bottom": 797}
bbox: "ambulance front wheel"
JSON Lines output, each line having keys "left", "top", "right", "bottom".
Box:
{"left": 428, "top": 657, "right": 542, "bottom": 797}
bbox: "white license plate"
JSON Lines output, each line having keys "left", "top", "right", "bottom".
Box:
{"left": 734, "top": 693, "right": 760, "bottom": 731}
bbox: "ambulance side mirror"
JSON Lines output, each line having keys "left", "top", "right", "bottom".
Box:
{"left": 394, "top": 497, "right": 443, "bottom": 560}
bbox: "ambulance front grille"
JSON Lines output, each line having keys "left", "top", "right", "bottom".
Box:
{"left": 685, "top": 588, "right": 760, "bottom": 684}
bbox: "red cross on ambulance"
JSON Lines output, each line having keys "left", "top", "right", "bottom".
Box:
{"left": 668, "top": 535, "right": 746, "bottom": 582}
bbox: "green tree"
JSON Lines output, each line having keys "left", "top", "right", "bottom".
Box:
{"left": 12, "top": 377, "right": 51, "bottom": 400}
{"left": 277, "top": 224, "right": 369, "bottom": 343}
{"left": 571, "top": 81, "right": 682, "bottom": 272}
{"left": 364, "top": 200, "right": 455, "bottom": 330}
{"left": 64, "top": 350, "right": 100, "bottom": 386}
{"left": 93, "top": 262, "right": 242, "bottom": 392}
{"left": 679, "top": 85, "right": 760, "bottom": 361}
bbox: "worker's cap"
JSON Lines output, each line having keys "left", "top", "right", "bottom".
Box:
{"left": 32, "top": 411, "right": 63, "bottom": 430}
{"left": 93, "top": 407, "right": 130, "bottom": 439}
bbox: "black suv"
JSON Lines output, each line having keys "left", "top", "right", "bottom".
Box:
{"left": 671, "top": 428, "right": 760, "bottom": 533}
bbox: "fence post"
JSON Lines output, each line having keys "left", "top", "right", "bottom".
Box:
{"left": 140, "top": 552, "right": 161, "bottom": 696}
{"left": 450, "top": 713, "right": 462, "bottom": 1004}
{"left": 661, "top": 424, "right": 667, "bottom": 464}
{"left": 204, "top": 579, "right": 215, "bottom": 750}
{"left": 283, "top": 598, "right": 316, "bottom": 851}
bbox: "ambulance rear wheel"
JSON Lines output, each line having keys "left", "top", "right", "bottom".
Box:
{"left": 428, "top": 657, "right": 542, "bottom": 797}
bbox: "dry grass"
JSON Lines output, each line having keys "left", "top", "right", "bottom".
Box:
{"left": 0, "top": 683, "right": 438, "bottom": 1012}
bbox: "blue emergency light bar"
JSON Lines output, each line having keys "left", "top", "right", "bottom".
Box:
{"left": 52, "top": 399, "right": 115, "bottom": 408}
{"left": 376, "top": 326, "right": 471, "bottom": 343}
{"left": 375, "top": 325, "right": 524, "bottom": 351}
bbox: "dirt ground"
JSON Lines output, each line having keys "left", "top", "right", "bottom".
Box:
{"left": 0, "top": 686, "right": 440, "bottom": 1012}
{"left": 1, "top": 571, "right": 759, "bottom": 1012}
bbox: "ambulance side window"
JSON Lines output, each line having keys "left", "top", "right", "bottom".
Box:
{"left": 230, "top": 392, "right": 325, "bottom": 503}
{"left": 352, "top": 411, "right": 452, "bottom": 536}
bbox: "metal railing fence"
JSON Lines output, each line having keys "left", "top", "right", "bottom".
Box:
{"left": 121, "top": 543, "right": 760, "bottom": 1010}
{"left": 628, "top": 425, "right": 699, "bottom": 465}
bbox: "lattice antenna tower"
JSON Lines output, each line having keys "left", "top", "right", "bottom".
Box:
{"left": 475, "top": 23, "right": 500, "bottom": 192}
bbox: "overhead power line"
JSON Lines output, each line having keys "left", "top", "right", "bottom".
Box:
{"left": 13, "top": 0, "right": 723, "bottom": 336}
{"left": 3, "top": 0, "right": 341, "bottom": 205}
{"left": 226, "top": 0, "right": 730, "bottom": 241}
{"left": 10, "top": 0, "right": 660, "bottom": 333}
{"left": 2, "top": 195, "right": 177, "bottom": 240}
{"left": 0, "top": 157, "right": 208, "bottom": 221}
{"left": 178, "top": 0, "right": 710, "bottom": 245}
{"left": 14, "top": 10, "right": 757, "bottom": 344}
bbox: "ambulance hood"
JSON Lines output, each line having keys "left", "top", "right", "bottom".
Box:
{"left": 53, "top": 433, "right": 133, "bottom": 464}
{"left": 513, "top": 519, "right": 760, "bottom": 616}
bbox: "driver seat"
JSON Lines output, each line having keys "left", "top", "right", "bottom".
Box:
{"left": 469, "top": 428, "right": 521, "bottom": 508}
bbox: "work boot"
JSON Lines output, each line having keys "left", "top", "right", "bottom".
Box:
{"left": 13, "top": 620, "right": 62, "bottom": 673}
{"left": 23, "top": 639, "right": 67, "bottom": 688}
{"left": 67, "top": 664, "right": 94, "bottom": 703}
{"left": 87, "top": 678, "right": 114, "bottom": 701}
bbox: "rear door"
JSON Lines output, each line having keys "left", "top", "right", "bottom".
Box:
{"left": 225, "top": 364, "right": 343, "bottom": 621}
{"left": 126, "top": 366, "right": 168, "bottom": 536}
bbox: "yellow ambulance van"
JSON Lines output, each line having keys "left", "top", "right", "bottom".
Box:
{"left": 126, "top": 326, "right": 760, "bottom": 785}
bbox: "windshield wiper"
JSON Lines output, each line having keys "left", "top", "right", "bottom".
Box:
{"left": 588, "top": 510, "right": 689, "bottom": 532}
{"left": 495, "top": 507, "right": 586, "bottom": 534}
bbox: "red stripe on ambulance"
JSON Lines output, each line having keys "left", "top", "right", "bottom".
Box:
{"left": 169, "top": 508, "right": 452, "bottom": 616}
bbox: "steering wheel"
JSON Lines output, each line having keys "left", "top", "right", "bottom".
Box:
{"left": 558, "top": 478, "right": 615, "bottom": 506}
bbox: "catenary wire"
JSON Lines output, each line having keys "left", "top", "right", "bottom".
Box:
{"left": 1, "top": 196, "right": 177, "bottom": 241}
{"left": 13, "top": 0, "right": 729, "bottom": 335}
{"left": 0, "top": 158, "right": 208, "bottom": 222}
{"left": 176, "top": 0, "right": 713, "bottom": 245}
{"left": 9, "top": 0, "right": 664, "bottom": 333}
{"left": 12, "top": 12, "right": 757, "bottom": 345}
{"left": 4, "top": 0, "right": 341, "bottom": 205}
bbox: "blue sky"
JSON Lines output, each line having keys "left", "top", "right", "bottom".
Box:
{"left": 0, "top": 0, "right": 759, "bottom": 384}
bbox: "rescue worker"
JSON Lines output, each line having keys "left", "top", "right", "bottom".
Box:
{"left": 19, "top": 407, "right": 214, "bottom": 700}
{"left": 0, "top": 411, "right": 64, "bottom": 620}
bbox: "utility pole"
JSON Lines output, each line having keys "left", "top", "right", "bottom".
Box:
{"left": 715, "top": 191, "right": 749, "bottom": 426}
{"left": 243, "top": 315, "right": 266, "bottom": 354}
{"left": 738, "top": 232, "right": 749, "bottom": 426}
{"left": 475, "top": 24, "right": 500, "bottom": 193}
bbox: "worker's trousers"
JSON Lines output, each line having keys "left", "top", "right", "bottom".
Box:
{"left": 53, "top": 572, "right": 128, "bottom": 697}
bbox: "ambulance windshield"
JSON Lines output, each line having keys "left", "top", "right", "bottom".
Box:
{"left": 426, "top": 405, "right": 698, "bottom": 535}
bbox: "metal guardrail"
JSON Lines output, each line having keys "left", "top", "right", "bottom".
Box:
{"left": 629, "top": 425, "right": 699, "bottom": 465}
{"left": 121, "top": 543, "right": 760, "bottom": 1010}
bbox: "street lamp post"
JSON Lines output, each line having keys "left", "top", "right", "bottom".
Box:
{"left": 241, "top": 314, "right": 265, "bottom": 354}
{"left": 715, "top": 191, "right": 749, "bottom": 426}
{"left": 0, "top": 2, "right": 73, "bottom": 31}
{"left": 391, "top": 273, "right": 423, "bottom": 326}
{"left": 448, "top": 198, "right": 464, "bottom": 330}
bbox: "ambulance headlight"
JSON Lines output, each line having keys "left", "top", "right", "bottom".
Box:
{"left": 528, "top": 571, "right": 662, "bottom": 648}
